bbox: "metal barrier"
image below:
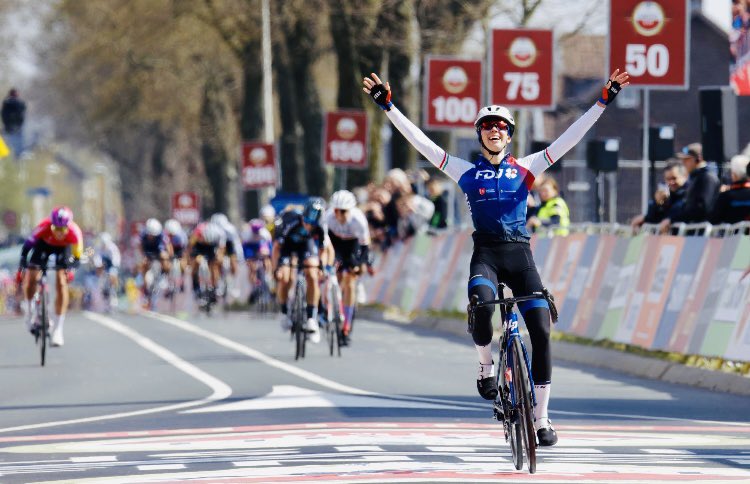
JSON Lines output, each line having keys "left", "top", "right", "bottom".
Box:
{"left": 534, "top": 221, "right": 750, "bottom": 239}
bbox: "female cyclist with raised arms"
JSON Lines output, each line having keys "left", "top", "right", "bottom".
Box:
{"left": 363, "top": 69, "right": 629, "bottom": 446}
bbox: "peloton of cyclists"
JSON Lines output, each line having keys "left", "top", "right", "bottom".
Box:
{"left": 272, "top": 198, "right": 335, "bottom": 344}
{"left": 18, "top": 207, "right": 83, "bottom": 347}
{"left": 326, "top": 190, "right": 374, "bottom": 345}
{"left": 364, "top": 68, "right": 630, "bottom": 446}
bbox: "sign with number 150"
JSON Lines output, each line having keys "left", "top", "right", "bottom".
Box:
{"left": 609, "top": 0, "right": 689, "bottom": 89}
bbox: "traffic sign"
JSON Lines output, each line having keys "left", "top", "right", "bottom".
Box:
{"left": 609, "top": 0, "right": 689, "bottom": 89}
{"left": 241, "top": 142, "right": 277, "bottom": 189}
{"left": 171, "top": 192, "right": 200, "bottom": 225}
{"left": 323, "top": 111, "right": 368, "bottom": 169}
{"left": 490, "top": 29, "right": 554, "bottom": 109}
{"left": 424, "top": 57, "right": 483, "bottom": 130}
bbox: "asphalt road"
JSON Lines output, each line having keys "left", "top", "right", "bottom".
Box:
{"left": 0, "top": 303, "right": 748, "bottom": 483}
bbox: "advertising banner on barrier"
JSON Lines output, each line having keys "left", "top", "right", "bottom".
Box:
{"left": 609, "top": 0, "right": 690, "bottom": 89}
{"left": 589, "top": 238, "right": 631, "bottom": 339}
{"left": 399, "top": 234, "right": 433, "bottom": 312}
{"left": 725, "top": 240, "right": 750, "bottom": 360}
{"left": 547, "top": 233, "right": 587, "bottom": 315}
{"left": 667, "top": 238, "right": 723, "bottom": 353}
{"left": 415, "top": 232, "right": 454, "bottom": 311}
{"left": 447, "top": 232, "right": 474, "bottom": 312}
{"left": 602, "top": 236, "right": 645, "bottom": 341}
{"left": 570, "top": 235, "right": 618, "bottom": 336}
{"left": 631, "top": 236, "right": 684, "bottom": 348}
{"left": 384, "top": 239, "right": 416, "bottom": 307}
{"left": 557, "top": 235, "right": 599, "bottom": 333}
{"left": 434, "top": 230, "right": 472, "bottom": 312}
{"left": 652, "top": 237, "right": 705, "bottom": 350}
{"left": 614, "top": 235, "right": 661, "bottom": 345}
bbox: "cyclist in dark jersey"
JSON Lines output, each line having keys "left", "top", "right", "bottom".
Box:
{"left": 272, "top": 198, "right": 334, "bottom": 344}
{"left": 364, "top": 69, "right": 629, "bottom": 446}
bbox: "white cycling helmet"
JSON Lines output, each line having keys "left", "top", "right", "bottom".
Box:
{"left": 260, "top": 204, "right": 275, "bottom": 219}
{"left": 99, "top": 232, "right": 112, "bottom": 245}
{"left": 330, "top": 190, "right": 357, "bottom": 210}
{"left": 164, "top": 218, "right": 182, "bottom": 235}
{"left": 145, "top": 218, "right": 162, "bottom": 236}
{"left": 202, "top": 222, "right": 224, "bottom": 244}
{"left": 210, "top": 213, "right": 230, "bottom": 229}
{"left": 474, "top": 105, "right": 515, "bottom": 137}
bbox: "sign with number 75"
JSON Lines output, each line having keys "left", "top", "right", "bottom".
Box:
{"left": 490, "top": 29, "right": 554, "bottom": 109}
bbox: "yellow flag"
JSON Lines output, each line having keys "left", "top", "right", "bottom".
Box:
{"left": 0, "top": 134, "right": 9, "bottom": 158}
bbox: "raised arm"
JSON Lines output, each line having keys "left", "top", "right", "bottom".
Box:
{"left": 363, "top": 73, "right": 472, "bottom": 183}
{"left": 521, "top": 69, "right": 630, "bottom": 176}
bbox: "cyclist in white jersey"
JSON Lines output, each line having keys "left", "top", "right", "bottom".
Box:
{"left": 364, "top": 69, "right": 629, "bottom": 446}
{"left": 326, "top": 190, "right": 374, "bottom": 342}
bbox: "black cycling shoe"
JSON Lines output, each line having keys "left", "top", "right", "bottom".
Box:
{"left": 477, "top": 376, "right": 498, "bottom": 400}
{"left": 536, "top": 420, "right": 558, "bottom": 446}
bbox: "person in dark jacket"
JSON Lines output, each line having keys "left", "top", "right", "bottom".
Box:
{"left": 631, "top": 160, "right": 687, "bottom": 229}
{"left": 710, "top": 154, "right": 750, "bottom": 224}
{"left": 660, "top": 143, "right": 720, "bottom": 232}
{"left": 426, "top": 177, "right": 448, "bottom": 229}
{"left": 1, "top": 88, "right": 27, "bottom": 156}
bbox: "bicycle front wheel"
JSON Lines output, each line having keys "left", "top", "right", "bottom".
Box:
{"left": 39, "top": 292, "right": 48, "bottom": 367}
{"left": 511, "top": 337, "right": 537, "bottom": 474}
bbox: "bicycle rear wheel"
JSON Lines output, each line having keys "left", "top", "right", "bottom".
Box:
{"left": 293, "top": 279, "right": 306, "bottom": 360}
{"left": 511, "top": 337, "right": 537, "bottom": 474}
{"left": 39, "top": 291, "right": 48, "bottom": 367}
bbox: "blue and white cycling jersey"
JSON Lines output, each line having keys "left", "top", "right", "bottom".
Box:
{"left": 386, "top": 103, "right": 605, "bottom": 242}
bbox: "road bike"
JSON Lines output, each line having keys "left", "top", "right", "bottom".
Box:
{"left": 27, "top": 264, "right": 51, "bottom": 367}
{"left": 165, "top": 257, "right": 182, "bottom": 314}
{"left": 321, "top": 269, "right": 343, "bottom": 357}
{"left": 144, "top": 259, "right": 166, "bottom": 311}
{"left": 249, "top": 260, "right": 275, "bottom": 314}
{"left": 290, "top": 264, "right": 308, "bottom": 360}
{"left": 195, "top": 257, "right": 217, "bottom": 315}
{"left": 467, "top": 284, "right": 557, "bottom": 474}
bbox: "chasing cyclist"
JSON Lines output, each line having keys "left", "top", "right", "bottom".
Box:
{"left": 187, "top": 220, "right": 226, "bottom": 304}
{"left": 137, "top": 218, "right": 173, "bottom": 298}
{"left": 272, "top": 198, "right": 333, "bottom": 344}
{"left": 94, "top": 232, "right": 121, "bottom": 308}
{"left": 326, "top": 190, "right": 374, "bottom": 344}
{"left": 364, "top": 69, "right": 629, "bottom": 446}
{"left": 18, "top": 207, "right": 83, "bottom": 347}
{"left": 242, "top": 218, "right": 273, "bottom": 304}
{"left": 164, "top": 218, "right": 188, "bottom": 291}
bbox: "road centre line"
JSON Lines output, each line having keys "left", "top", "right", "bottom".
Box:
{"left": 0, "top": 312, "right": 232, "bottom": 434}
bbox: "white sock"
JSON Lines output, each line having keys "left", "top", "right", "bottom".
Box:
{"left": 534, "top": 383, "right": 551, "bottom": 424}
{"left": 474, "top": 343, "right": 493, "bottom": 365}
{"left": 54, "top": 314, "right": 65, "bottom": 332}
{"left": 23, "top": 299, "right": 31, "bottom": 314}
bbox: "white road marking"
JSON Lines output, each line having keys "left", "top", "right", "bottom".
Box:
{"left": 69, "top": 456, "right": 118, "bottom": 463}
{"left": 136, "top": 464, "right": 186, "bottom": 471}
{"left": 184, "top": 385, "right": 475, "bottom": 413}
{"left": 0, "top": 312, "right": 232, "bottom": 434}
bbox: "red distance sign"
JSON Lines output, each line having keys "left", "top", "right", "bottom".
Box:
{"left": 609, "top": 0, "right": 689, "bottom": 89}
{"left": 424, "top": 57, "right": 483, "bottom": 130}
{"left": 241, "top": 142, "right": 277, "bottom": 189}
{"left": 171, "top": 192, "right": 200, "bottom": 226}
{"left": 490, "top": 29, "right": 554, "bottom": 109}
{"left": 324, "top": 111, "right": 368, "bottom": 169}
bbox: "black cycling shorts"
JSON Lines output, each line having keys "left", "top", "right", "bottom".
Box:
{"left": 328, "top": 231, "right": 362, "bottom": 271}
{"left": 278, "top": 238, "right": 319, "bottom": 266}
{"left": 28, "top": 242, "right": 71, "bottom": 269}
{"left": 191, "top": 242, "right": 220, "bottom": 262}
{"left": 224, "top": 241, "right": 236, "bottom": 257}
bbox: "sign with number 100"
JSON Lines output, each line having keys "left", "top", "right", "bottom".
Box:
{"left": 609, "top": 0, "right": 689, "bottom": 89}
{"left": 424, "top": 57, "right": 483, "bottom": 130}
{"left": 490, "top": 29, "right": 554, "bottom": 109}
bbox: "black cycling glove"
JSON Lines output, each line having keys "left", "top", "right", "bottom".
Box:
{"left": 599, "top": 79, "right": 622, "bottom": 106}
{"left": 369, "top": 83, "right": 393, "bottom": 111}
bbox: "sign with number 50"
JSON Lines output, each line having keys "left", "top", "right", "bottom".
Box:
{"left": 609, "top": 0, "right": 689, "bottom": 89}
{"left": 490, "top": 29, "right": 554, "bottom": 109}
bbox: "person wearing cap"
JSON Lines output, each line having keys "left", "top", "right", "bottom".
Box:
{"left": 710, "top": 154, "right": 750, "bottom": 224}
{"left": 659, "top": 143, "right": 720, "bottom": 233}
{"left": 363, "top": 68, "right": 630, "bottom": 447}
